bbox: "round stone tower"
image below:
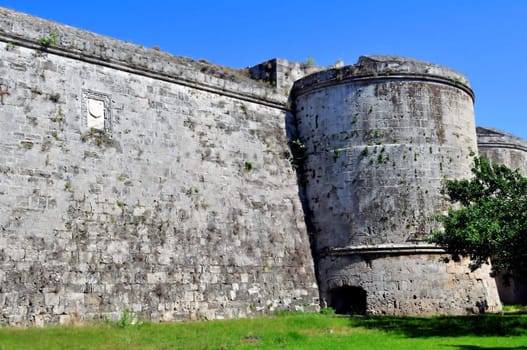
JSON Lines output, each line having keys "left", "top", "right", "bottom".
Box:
{"left": 477, "top": 126, "right": 527, "bottom": 176}
{"left": 477, "top": 126, "right": 527, "bottom": 305}
{"left": 292, "top": 56, "right": 501, "bottom": 315}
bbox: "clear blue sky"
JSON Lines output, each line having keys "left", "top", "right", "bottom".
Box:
{"left": 2, "top": 1, "right": 526, "bottom": 140}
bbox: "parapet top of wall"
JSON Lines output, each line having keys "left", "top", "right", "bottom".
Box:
{"left": 0, "top": 7, "right": 286, "bottom": 108}
{"left": 248, "top": 58, "right": 326, "bottom": 95}
{"left": 292, "top": 55, "right": 474, "bottom": 101}
{"left": 477, "top": 126, "right": 527, "bottom": 152}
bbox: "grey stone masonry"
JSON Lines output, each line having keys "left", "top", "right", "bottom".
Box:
{"left": 249, "top": 58, "right": 324, "bottom": 96}
{"left": 477, "top": 126, "right": 527, "bottom": 176}
{"left": 3, "top": 6, "right": 527, "bottom": 323}
{"left": 0, "top": 7, "right": 319, "bottom": 325}
{"left": 476, "top": 126, "right": 527, "bottom": 305}
{"left": 292, "top": 55, "right": 501, "bottom": 315}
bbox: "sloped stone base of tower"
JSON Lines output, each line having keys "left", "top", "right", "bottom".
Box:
{"left": 318, "top": 252, "right": 501, "bottom": 315}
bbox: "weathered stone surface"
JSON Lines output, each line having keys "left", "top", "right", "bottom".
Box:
{"left": 292, "top": 55, "right": 501, "bottom": 315}
{"left": 477, "top": 126, "right": 527, "bottom": 175}
{"left": 319, "top": 253, "right": 498, "bottom": 315}
{"left": 477, "top": 126, "right": 527, "bottom": 305}
{"left": 1, "top": 7, "right": 524, "bottom": 324}
{"left": 249, "top": 58, "right": 324, "bottom": 96}
{"left": 0, "top": 7, "right": 318, "bottom": 325}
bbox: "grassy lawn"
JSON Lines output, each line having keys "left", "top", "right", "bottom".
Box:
{"left": 1, "top": 311, "right": 526, "bottom": 350}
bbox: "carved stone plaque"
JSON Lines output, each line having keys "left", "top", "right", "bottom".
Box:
{"left": 82, "top": 90, "right": 111, "bottom": 132}
{"left": 87, "top": 98, "right": 105, "bottom": 130}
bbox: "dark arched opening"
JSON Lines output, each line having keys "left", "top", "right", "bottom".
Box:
{"left": 328, "top": 286, "right": 367, "bottom": 315}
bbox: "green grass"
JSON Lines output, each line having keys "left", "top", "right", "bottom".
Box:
{"left": 1, "top": 312, "right": 527, "bottom": 349}
{"left": 503, "top": 304, "right": 527, "bottom": 313}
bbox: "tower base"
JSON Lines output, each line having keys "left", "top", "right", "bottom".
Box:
{"left": 318, "top": 246, "right": 501, "bottom": 315}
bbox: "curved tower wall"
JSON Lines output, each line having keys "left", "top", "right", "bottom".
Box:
{"left": 293, "top": 56, "right": 501, "bottom": 315}
{"left": 477, "top": 127, "right": 527, "bottom": 176}
{"left": 477, "top": 127, "right": 527, "bottom": 305}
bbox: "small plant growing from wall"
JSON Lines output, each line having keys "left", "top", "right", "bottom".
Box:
{"left": 116, "top": 200, "right": 126, "bottom": 214}
{"left": 240, "top": 103, "right": 248, "bottom": 115}
{"left": 330, "top": 147, "right": 350, "bottom": 162}
{"left": 51, "top": 107, "right": 65, "bottom": 123}
{"left": 451, "top": 76, "right": 466, "bottom": 85}
{"left": 117, "top": 309, "right": 133, "bottom": 328}
{"left": 291, "top": 139, "right": 306, "bottom": 149}
{"left": 39, "top": 32, "right": 57, "bottom": 47}
{"left": 185, "top": 187, "right": 200, "bottom": 196}
{"left": 289, "top": 138, "right": 307, "bottom": 170}
{"left": 5, "top": 41, "right": 16, "bottom": 51}
{"left": 244, "top": 161, "right": 253, "bottom": 171}
{"left": 305, "top": 57, "right": 316, "bottom": 66}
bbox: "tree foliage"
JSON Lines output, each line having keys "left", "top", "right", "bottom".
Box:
{"left": 430, "top": 156, "right": 527, "bottom": 278}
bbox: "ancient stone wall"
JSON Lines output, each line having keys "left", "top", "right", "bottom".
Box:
{"left": 3, "top": 7, "right": 526, "bottom": 324}
{"left": 477, "top": 126, "right": 527, "bottom": 175}
{"left": 321, "top": 253, "right": 498, "bottom": 315}
{"left": 476, "top": 126, "right": 527, "bottom": 305}
{"left": 292, "top": 56, "right": 501, "bottom": 315}
{"left": 0, "top": 7, "right": 319, "bottom": 325}
{"left": 249, "top": 58, "right": 324, "bottom": 96}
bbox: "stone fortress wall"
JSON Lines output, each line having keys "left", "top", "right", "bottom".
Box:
{"left": 292, "top": 56, "right": 501, "bottom": 315}
{"left": 0, "top": 7, "right": 525, "bottom": 325}
{"left": 477, "top": 126, "right": 527, "bottom": 176}
{"left": 0, "top": 8, "right": 319, "bottom": 325}
{"left": 476, "top": 127, "right": 527, "bottom": 304}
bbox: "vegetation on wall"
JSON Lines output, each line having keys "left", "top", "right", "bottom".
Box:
{"left": 38, "top": 32, "right": 58, "bottom": 47}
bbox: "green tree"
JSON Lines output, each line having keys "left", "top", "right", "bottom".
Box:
{"left": 430, "top": 156, "right": 527, "bottom": 279}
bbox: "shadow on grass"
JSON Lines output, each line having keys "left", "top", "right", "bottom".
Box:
{"left": 348, "top": 313, "right": 527, "bottom": 337}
